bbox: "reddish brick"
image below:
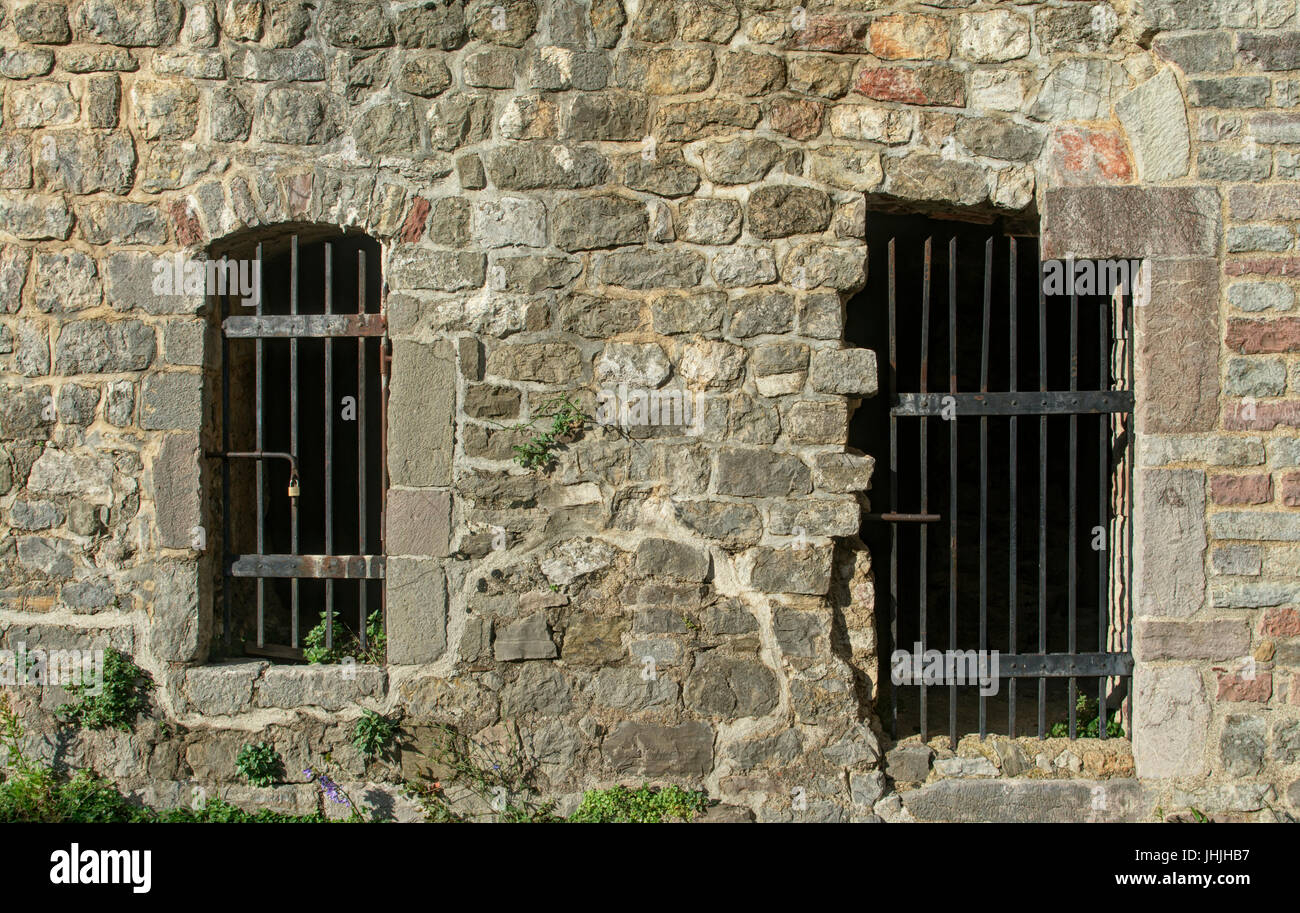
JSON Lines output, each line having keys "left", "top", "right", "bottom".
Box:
{"left": 1226, "top": 318, "right": 1300, "bottom": 353}
{"left": 769, "top": 96, "right": 823, "bottom": 141}
{"left": 791, "top": 15, "right": 869, "bottom": 53}
{"left": 869, "top": 13, "right": 950, "bottom": 60}
{"left": 1211, "top": 473, "right": 1273, "bottom": 505}
{"left": 1261, "top": 607, "right": 1300, "bottom": 637}
{"left": 855, "top": 65, "right": 964, "bottom": 106}
{"left": 1224, "top": 257, "right": 1300, "bottom": 278}
{"left": 1223, "top": 398, "right": 1300, "bottom": 430}
{"left": 171, "top": 200, "right": 202, "bottom": 246}
{"left": 1216, "top": 670, "right": 1273, "bottom": 702}
{"left": 399, "top": 196, "right": 430, "bottom": 243}
{"left": 1047, "top": 127, "right": 1131, "bottom": 185}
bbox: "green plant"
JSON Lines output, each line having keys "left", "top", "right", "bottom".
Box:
{"left": 509, "top": 394, "right": 592, "bottom": 472}
{"left": 235, "top": 742, "right": 283, "bottom": 787}
{"left": 352, "top": 710, "right": 398, "bottom": 761}
{"left": 411, "top": 723, "right": 558, "bottom": 822}
{"left": 1048, "top": 693, "right": 1125, "bottom": 739}
{"left": 569, "top": 784, "right": 709, "bottom": 823}
{"left": 57, "top": 647, "right": 152, "bottom": 732}
{"left": 304, "top": 610, "right": 386, "bottom": 665}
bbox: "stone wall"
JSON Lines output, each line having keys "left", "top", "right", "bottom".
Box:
{"left": 0, "top": 0, "right": 1298, "bottom": 821}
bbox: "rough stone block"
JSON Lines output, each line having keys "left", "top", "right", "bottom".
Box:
{"left": 1137, "top": 259, "right": 1220, "bottom": 433}
{"left": 255, "top": 664, "right": 387, "bottom": 710}
{"left": 603, "top": 721, "right": 714, "bottom": 776}
{"left": 385, "top": 488, "right": 451, "bottom": 557}
{"left": 385, "top": 556, "right": 446, "bottom": 664}
{"left": 1133, "top": 664, "right": 1210, "bottom": 778}
{"left": 1137, "top": 468, "right": 1206, "bottom": 617}
{"left": 1041, "top": 186, "right": 1220, "bottom": 259}
{"left": 387, "top": 340, "right": 453, "bottom": 486}
{"left": 1134, "top": 619, "right": 1251, "bottom": 661}
{"left": 152, "top": 431, "right": 200, "bottom": 549}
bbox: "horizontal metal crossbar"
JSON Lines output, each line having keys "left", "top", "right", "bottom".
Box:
{"left": 224, "top": 314, "right": 387, "bottom": 338}
{"left": 227, "top": 554, "right": 387, "bottom": 579}
{"left": 891, "top": 390, "right": 1134, "bottom": 417}
{"left": 998, "top": 653, "right": 1134, "bottom": 678}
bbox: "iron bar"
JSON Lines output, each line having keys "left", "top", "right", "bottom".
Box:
{"left": 948, "top": 236, "right": 958, "bottom": 749}
{"left": 979, "top": 237, "right": 991, "bottom": 739}
{"left": 357, "top": 250, "right": 368, "bottom": 650}
{"left": 891, "top": 391, "right": 1132, "bottom": 416}
{"left": 919, "top": 236, "right": 931, "bottom": 744}
{"left": 290, "top": 235, "right": 300, "bottom": 649}
{"left": 1099, "top": 291, "right": 1110, "bottom": 739}
{"left": 324, "top": 242, "right": 334, "bottom": 651}
{"left": 1038, "top": 280, "right": 1047, "bottom": 740}
{"left": 888, "top": 238, "right": 899, "bottom": 740}
{"left": 1068, "top": 291, "right": 1079, "bottom": 740}
{"left": 255, "top": 242, "right": 265, "bottom": 649}
{"left": 1008, "top": 238, "right": 1018, "bottom": 738}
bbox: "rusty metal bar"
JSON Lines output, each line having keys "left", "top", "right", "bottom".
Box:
{"left": 324, "top": 242, "right": 334, "bottom": 651}
{"left": 1068, "top": 291, "right": 1079, "bottom": 740}
{"left": 1099, "top": 290, "right": 1110, "bottom": 739}
{"left": 1001, "top": 652, "right": 1132, "bottom": 678}
{"left": 888, "top": 238, "right": 898, "bottom": 741}
{"left": 892, "top": 391, "right": 1132, "bottom": 416}
{"left": 230, "top": 554, "right": 387, "bottom": 579}
{"left": 221, "top": 293, "right": 232, "bottom": 651}
{"left": 978, "top": 237, "right": 991, "bottom": 739}
{"left": 224, "top": 314, "right": 387, "bottom": 337}
{"left": 290, "top": 234, "right": 300, "bottom": 649}
{"left": 1038, "top": 280, "right": 1047, "bottom": 740}
{"left": 919, "top": 236, "right": 932, "bottom": 744}
{"left": 255, "top": 242, "right": 265, "bottom": 649}
{"left": 1008, "top": 238, "right": 1018, "bottom": 738}
{"left": 947, "top": 236, "right": 958, "bottom": 749}
{"left": 357, "top": 249, "right": 368, "bottom": 651}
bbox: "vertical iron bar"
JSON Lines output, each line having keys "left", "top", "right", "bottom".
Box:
{"left": 221, "top": 294, "right": 231, "bottom": 651}
{"left": 1038, "top": 279, "right": 1047, "bottom": 739}
{"left": 255, "top": 242, "right": 265, "bottom": 649}
{"left": 948, "top": 237, "right": 958, "bottom": 749}
{"left": 324, "top": 242, "right": 334, "bottom": 651}
{"left": 919, "top": 237, "right": 932, "bottom": 744}
{"left": 888, "top": 239, "right": 899, "bottom": 740}
{"left": 1068, "top": 291, "right": 1079, "bottom": 739}
{"left": 1125, "top": 290, "right": 1136, "bottom": 731}
{"left": 979, "top": 238, "right": 991, "bottom": 739}
{"left": 1099, "top": 290, "right": 1110, "bottom": 739}
{"left": 1008, "top": 239, "right": 1018, "bottom": 738}
{"left": 290, "top": 235, "right": 300, "bottom": 648}
{"left": 357, "top": 250, "right": 368, "bottom": 651}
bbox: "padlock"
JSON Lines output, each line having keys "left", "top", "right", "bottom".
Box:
{"left": 287, "top": 474, "right": 300, "bottom": 498}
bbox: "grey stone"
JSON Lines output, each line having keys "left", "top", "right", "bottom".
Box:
{"left": 319, "top": 0, "right": 393, "bottom": 47}
{"left": 1030, "top": 58, "right": 1129, "bottom": 122}
{"left": 501, "top": 663, "right": 571, "bottom": 716}
{"left": 810, "top": 348, "right": 878, "bottom": 397}
{"left": 74, "top": 200, "right": 166, "bottom": 245}
{"left": 10, "top": 499, "right": 64, "bottom": 530}
{"left": 0, "top": 48, "right": 55, "bottom": 78}
{"left": 673, "top": 500, "right": 761, "bottom": 548}
{"left": 676, "top": 199, "right": 741, "bottom": 245}
{"left": 260, "top": 88, "right": 334, "bottom": 144}
{"left": 395, "top": 1, "right": 466, "bottom": 49}
{"left": 1220, "top": 714, "right": 1267, "bottom": 776}
{"left": 652, "top": 292, "right": 725, "bottom": 335}
{"left": 748, "top": 547, "right": 833, "bottom": 596}
{"left": 1270, "top": 720, "right": 1300, "bottom": 764}
{"left": 56, "top": 384, "right": 99, "bottom": 426}
{"left": 35, "top": 131, "right": 135, "bottom": 195}
{"left": 1226, "top": 357, "right": 1286, "bottom": 396}
{"left": 184, "top": 661, "right": 267, "bottom": 715}
{"left": 387, "top": 340, "right": 454, "bottom": 486}
{"left": 562, "top": 91, "right": 647, "bottom": 142}
{"left": 729, "top": 291, "right": 794, "bottom": 338}
{"left": 684, "top": 654, "right": 779, "bottom": 720}
{"left": 1137, "top": 469, "right": 1206, "bottom": 617}
{"left": 228, "top": 47, "right": 324, "bottom": 80}
{"left": 385, "top": 557, "right": 446, "bottom": 663}
{"left": 152, "top": 432, "right": 200, "bottom": 548}
{"left": 1115, "top": 68, "right": 1190, "bottom": 182}
{"left": 699, "top": 137, "right": 782, "bottom": 185}
{"left": 485, "top": 142, "right": 609, "bottom": 190}
{"left": 595, "top": 248, "right": 704, "bottom": 290}
{"left": 634, "top": 537, "right": 710, "bottom": 581}
{"left": 255, "top": 664, "right": 386, "bottom": 710}
{"left": 810, "top": 449, "right": 875, "bottom": 493}
{"left": 934, "top": 756, "right": 1000, "bottom": 778}
{"left": 1133, "top": 664, "right": 1210, "bottom": 778}
{"left": 0, "top": 194, "right": 73, "bottom": 241}
{"left": 353, "top": 101, "right": 420, "bottom": 156}
{"left": 551, "top": 195, "right": 646, "bottom": 251}
{"left": 621, "top": 151, "right": 700, "bottom": 198}
{"left": 1042, "top": 186, "right": 1220, "bottom": 259}
{"left": 148, "top": 560, "right": 199, "bottom": 661}
{"left": 603, "top": 721, "right": 713, "bottom": 776}
{"left": 74, "top": 0, "right": 183, "bottom": 46}
{"left": 494, "top": 613, "right": 557, "bottom": 661}
{"left": 591, "top": 667, "right": 678, "bottom": 711}
{"left": 54, "top": 320, "right": 154, "bottom": 373}
{"left": 747, "top": 185, "right": 833, "bottom": 239}
{"left": 140, "top": 372, "right": 201, "bottom": 430}
{"left": 956, "top": 116, "right": 1044, "bottom": 162}
{"left": 714, "top": 448, "right": 811, "bottom": 497}
{"left": 902, "top": 779, "right": 1151, "bottom": 822}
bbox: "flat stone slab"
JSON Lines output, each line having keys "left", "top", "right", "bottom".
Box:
{"left": 900, "top": 778, "right": 1152, "bottom": 823}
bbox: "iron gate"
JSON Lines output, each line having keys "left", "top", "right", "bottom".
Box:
{"left": 212, "top": 235, "right": 388, "bottom": 659}
{"left": 875, "top": 235, "right": 1135, "bottom": 744}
